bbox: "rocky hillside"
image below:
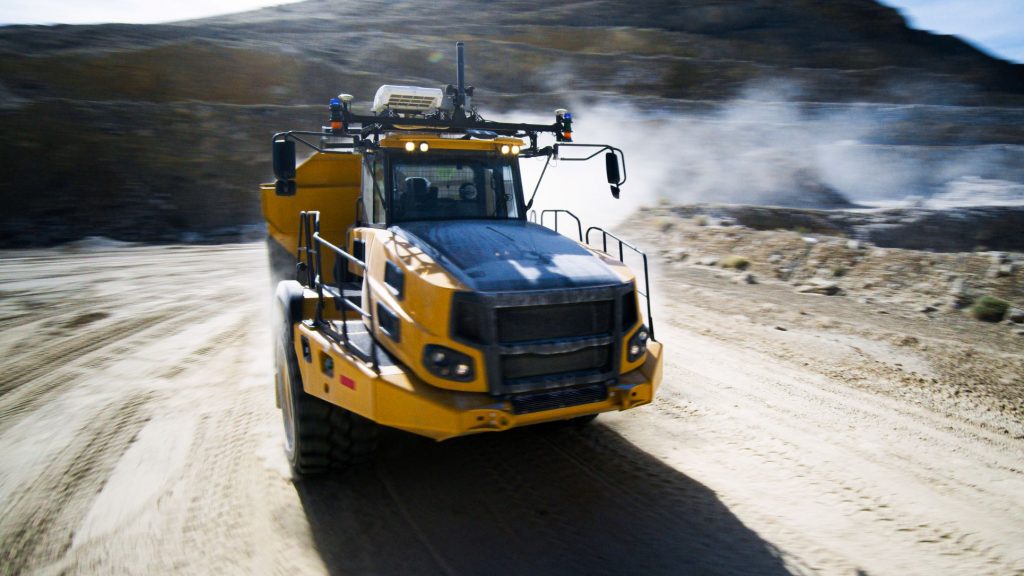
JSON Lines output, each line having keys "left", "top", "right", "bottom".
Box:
{"left": 2, "top": 0, "right": 1024, "bottom": 245}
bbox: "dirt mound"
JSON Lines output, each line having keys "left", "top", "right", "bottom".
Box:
{"left": 667, "top": 204, "right": 1024, "bottom": 252}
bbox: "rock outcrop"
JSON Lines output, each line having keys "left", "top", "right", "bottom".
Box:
{"left": 2, "top": 0, "right": 1024, "bottom": 245}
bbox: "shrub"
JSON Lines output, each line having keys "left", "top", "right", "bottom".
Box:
{"left": 720, "top": 255, "right": 751, "bottom": 270}
{"left": 971, "top": 295, "right": 1009, "bottom": 322}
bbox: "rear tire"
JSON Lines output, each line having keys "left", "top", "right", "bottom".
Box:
{"left": 276, "top": 287, "right": 377, "bottom": 476}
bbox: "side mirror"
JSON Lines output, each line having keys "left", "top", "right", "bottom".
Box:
{"left": 273, "top": 140, "right": 296, "bottom": 180}
{"left": 605, "top": 152, "right": 621, "bottom": 184}
{"left": 273, "top": 140, "right": 296, "bottom": 196}
{"left": 605, "top": 152, "right": 622, "bottom": 198}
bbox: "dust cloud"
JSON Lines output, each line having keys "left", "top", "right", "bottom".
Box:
{"left": 509, "top": 87, "right": 1024, "bottom": 231}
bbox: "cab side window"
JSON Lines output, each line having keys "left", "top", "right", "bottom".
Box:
{"left": 361, "top": 157, "right": 387, "bottom": 226}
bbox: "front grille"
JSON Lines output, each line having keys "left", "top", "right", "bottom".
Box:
{"left": 450, "top": 287, "right": 630, "bottom": 395}
{"left": 501, "top": 344, "right": 611, "bottom": 383}
{"left": 496, "top": 300, "right": 612, "bottom": 343}
{"left": 509, "top": 383, "right": 609, "bottom": 414}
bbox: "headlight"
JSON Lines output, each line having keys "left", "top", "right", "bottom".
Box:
{"left": 423, "top": 345, "right": 475, "bottom": 382}
{"left": 627, "top": 325, "right": 649, "bottom": 362}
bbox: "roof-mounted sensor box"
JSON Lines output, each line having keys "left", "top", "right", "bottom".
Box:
{"left": 372, "top": 85, "right": 445, "bottom": 114}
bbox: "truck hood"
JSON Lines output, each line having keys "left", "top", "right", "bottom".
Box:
{"left": 393, "top": 220, "right": 622, "bottom": 293}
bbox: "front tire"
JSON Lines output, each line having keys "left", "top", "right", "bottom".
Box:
{"left": 275, "top": 285, "right": 377, "bottom": 476}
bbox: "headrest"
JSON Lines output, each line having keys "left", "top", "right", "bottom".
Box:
{"left": 406, "top": 177, "right": 430, "bottom": 198}
{"left": 459, "top": 182, "right": 478, "bottom": 200}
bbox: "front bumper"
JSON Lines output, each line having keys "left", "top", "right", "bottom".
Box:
{"left": 295, "top": 322, "right": 663, "bottom": 441}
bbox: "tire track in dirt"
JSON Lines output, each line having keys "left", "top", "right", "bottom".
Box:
{"left": 0, "top": 292, "right": 251, "bottom": 431}
{"left": 638, "top": 320, "right": 1024, "bottom": 574}
{"left": 0, "top": 392, "right": 154, "bottom": 574}
{"left": 4, "top": 242, "right": 1023, "bottom": 575}
{"left": 31, "top": 296, "right": 280, "bottom": 575}
{"left": 0, "top": 308, "right": 184, "bottom": 397}
{"left": 0, "top": 244, "right": 271, "bottom": 574}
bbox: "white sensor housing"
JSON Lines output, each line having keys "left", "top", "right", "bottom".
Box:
{"left": 372, "top": 85, "right": 444, "bottom": 114}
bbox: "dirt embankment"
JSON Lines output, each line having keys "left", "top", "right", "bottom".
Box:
{"left": 634, "top": 205, "right": 1024, "bottom": 430}
{"left": 0, "top": 238, "right": 1022, "bottom": 575}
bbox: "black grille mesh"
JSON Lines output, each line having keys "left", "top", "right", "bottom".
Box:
{"left": 502, "top": 345, "right": 611, "bottom": 382}
{"left": 496, "top": 300, "right": 612, "bottom": 343}
{"left": 509, "top": 383, "right": 608, "bottom": 414}
{"left": 451, "top": 290, "right": 627, "bottom": 393}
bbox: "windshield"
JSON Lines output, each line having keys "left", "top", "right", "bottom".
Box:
{"left": 389, "top": 153, "right": 523, "bottom": 223}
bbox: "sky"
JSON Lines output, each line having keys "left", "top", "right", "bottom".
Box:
{"left": 877, "top": 0, "right": 1024, "bottom": 63}
{"left": 0, "top": 0, "right": 1021, "bottom": 63}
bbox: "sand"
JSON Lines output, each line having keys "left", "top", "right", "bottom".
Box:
{"left": 0, "top": 238, "right": 1022, "bottom": 575}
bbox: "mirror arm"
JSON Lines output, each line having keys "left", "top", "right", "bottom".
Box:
{"left": 524, "top": 153, "right": 553, "bottom": 211}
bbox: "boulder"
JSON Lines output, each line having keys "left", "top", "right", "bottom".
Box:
{"left": 665, "top": 247, "right": 690, "bottom": 262}
{"left": 696, "top": 256, "right": 719, "bottom": 266}
{"left": 1008, "top": 307, "right": 1024, "bottom": 324}
{"left": 796, "top": 279, "right": 841, "bottom": 295}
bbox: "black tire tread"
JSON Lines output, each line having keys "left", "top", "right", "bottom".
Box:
{"left": 278, "top": 294, "right": 379, "bottom": 476}
{"left": 291, "top": 391, "right": 379, "bottom": 475}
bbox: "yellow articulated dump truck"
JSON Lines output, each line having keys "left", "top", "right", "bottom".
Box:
{"left": 262, "top": 42, "right": 662, "bottom": 475}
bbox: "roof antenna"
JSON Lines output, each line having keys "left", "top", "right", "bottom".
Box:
{"left": 449, "top": 41, "right": 473, "bottom": 120}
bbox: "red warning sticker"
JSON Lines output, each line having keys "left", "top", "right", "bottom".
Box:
{"left": 340, "top": 375, "right": 356, "bottom": 390}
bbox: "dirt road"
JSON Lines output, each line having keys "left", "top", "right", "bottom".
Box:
{"left": 1, "top": 242, "right": 1022, "bottom": 575}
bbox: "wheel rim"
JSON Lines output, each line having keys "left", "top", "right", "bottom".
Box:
{"left": 276, "top": 344, "right": 296, "bottom": 455}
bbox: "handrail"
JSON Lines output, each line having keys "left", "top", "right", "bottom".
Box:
{"left": 585, "top": 226, "right": 656, "bottom": 341}
{"left": 316, "top": 234, "right": 366, "bottom": 269}
{"left": 297, "top": 211, "right": 379, "bottom": 372}
{"left": 539, "top": 209, "right": 583, "bottom": 242}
